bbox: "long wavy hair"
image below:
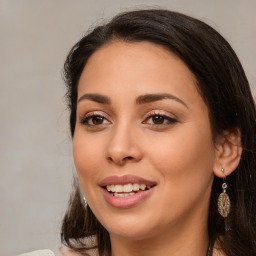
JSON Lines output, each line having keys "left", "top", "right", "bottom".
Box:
{"left": 61, "top": 9, "right": 256, "bottom": 256}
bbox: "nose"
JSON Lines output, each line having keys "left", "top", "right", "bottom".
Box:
{"left": 105, "top": 122, "right": 143, "bottom": 166}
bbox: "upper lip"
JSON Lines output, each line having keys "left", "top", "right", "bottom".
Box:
{"left": 99, "top": 175, "right": 156, "bottom": 187}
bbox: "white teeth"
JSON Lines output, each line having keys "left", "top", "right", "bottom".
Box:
{"left": 133, "top": 183, "right": 140, "bottom": 191}
{"left": 115, "top": 185, "right": 123, "bottom": 193}
{"left": 106, "top": 183, "right": 152, "bottom": 193}
{"left": 114, "top": 192, "right": 135, "bottom": 197}
{"left": 140, "top": 184, "right": 146, "bottom": 190}
{"left": 123, "top": 183, "right": 133, "bottom": 192}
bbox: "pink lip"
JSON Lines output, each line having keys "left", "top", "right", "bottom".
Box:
{"left": 99, "top": 175, "right": 156, "bottom": 186}
{"left": 99, "top": 175, "right": 156, "bottom": 208}
{"left": 102, "top": 187, "right": 155, "bottom": 208}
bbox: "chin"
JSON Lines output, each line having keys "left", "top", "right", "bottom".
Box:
{"left": 109, "top": 226, "right": 154, "bottom": 241}
{"left": 100, "top": 213, "right": 159, "bottom": 240}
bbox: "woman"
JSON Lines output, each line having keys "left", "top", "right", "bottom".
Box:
{"left": 21, "top": 9, "right": 256, "bottom": 256}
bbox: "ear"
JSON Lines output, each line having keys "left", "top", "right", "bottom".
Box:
{"left": 213, "top": 128, "right": 242, "bottom": 178}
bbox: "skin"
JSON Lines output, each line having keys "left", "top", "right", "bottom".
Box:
{"left": 73, "top": 41, "right": 240, "bottom": 256}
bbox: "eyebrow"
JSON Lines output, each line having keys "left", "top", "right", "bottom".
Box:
{"left": 136, "top": 93, "right": 188, "bottom": 108}
{"left": 77, "top": 93, "right": 111, "bottom": 104}
{"left": 77, "top": 93, "right": 188, "bottom": 108}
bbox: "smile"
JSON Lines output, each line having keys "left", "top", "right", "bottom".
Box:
{"left": 106, "top": 183, "right": 153, "bottom": 197}
{"left": 107, "top": 183, "right": 151, "bottom": 192}
{"left": 100, "top": 175, "right": 156, "bottom": 208}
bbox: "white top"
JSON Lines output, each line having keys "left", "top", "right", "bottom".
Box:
{"left": 18, "top": 250, "right": 55, "bottom": 256}
{"left": 17, "top": 248, "right": 96, "bottom": 256}
{"left": 18, "top": 247, "right": 222, "bottom": 256}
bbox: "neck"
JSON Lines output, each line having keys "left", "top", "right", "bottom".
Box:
{"left": 110, "top": 212, "right": 210, "bottom": 256}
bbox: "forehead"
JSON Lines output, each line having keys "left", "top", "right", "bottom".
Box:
{"left": 78, "top": 41, "right": 200, "bottom": 102}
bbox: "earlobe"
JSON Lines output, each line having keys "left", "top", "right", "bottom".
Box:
{"left": 213, "top": 128, "right": 242, "bottom": 178}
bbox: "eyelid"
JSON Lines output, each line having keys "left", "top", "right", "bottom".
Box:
{"left": 142, "top": 109, "right": 178, "bottom": 126}
{"left": 79, "top": 110, "right": 111, "bottom": 125}
{"left": 143, "top": 110, "right": 176, "bottom": 120}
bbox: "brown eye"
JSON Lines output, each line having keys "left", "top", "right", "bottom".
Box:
{"left": 81, "top": 114, "right": 110, "bottom": 126}
{"left": 91, "top": 116, "right": 104, "bottom": 125}
{"left": 143, "top": 114, "right": 177, "bottom": 126}
{"left": 152, "top": 115, "right": 165, "bottom": 124}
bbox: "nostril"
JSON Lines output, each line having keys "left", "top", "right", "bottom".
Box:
{"left": 107, "top": 155, "right": 133, "bottom": 165}
{"left": 124, "top": 156, "right": 133, "bottom": 160}
{"left": 107, "top": 156, "right": 113, "bottom": 162}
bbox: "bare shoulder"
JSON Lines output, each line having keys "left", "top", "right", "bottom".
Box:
{"left": 213, "top": 249, "right": 225, "bottom": 256}
{"left": 212, "top": 244, "right": 225, "bottom": 256}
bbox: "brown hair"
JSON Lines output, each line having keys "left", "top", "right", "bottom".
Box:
{"left": 61, "top": 9, "right": 256, "bottom": 256}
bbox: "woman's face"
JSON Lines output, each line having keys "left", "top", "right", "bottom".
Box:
{"left": 73, "top": 41, "right": 217, "bottom": 240}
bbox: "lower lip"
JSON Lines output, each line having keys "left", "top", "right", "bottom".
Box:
{"left": 102, "top": 187, "right": 154, "bottom": 208}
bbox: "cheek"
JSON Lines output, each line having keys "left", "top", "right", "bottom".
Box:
{"left": 146, "top": 122, "right": 215, "bottom": 188}
{"left": 73, "top": 131, "right": 102, "bottom": 184}
{"left": 143, "top": 125, "right": 215, "bottom": 222}
{"left": 72, "top": 132, "right": 107, "bottom": 212}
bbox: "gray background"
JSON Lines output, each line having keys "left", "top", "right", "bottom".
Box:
{"left": 0, "top": 0, "right": 255, "bottom": 255}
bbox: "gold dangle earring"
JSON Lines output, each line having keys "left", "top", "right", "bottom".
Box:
{"left": 218, "top": 168, "right": 231, "bottom": 217}
{"left": 83, "top": 196, "right": 88, "bottom": 208}
{"left": 218, "top": 168, "right": 231, "bottom": 231}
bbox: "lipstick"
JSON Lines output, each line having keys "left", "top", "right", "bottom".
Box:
{"left": 100, "top": 175, "right": 156, "bottom": 208}
{"left": 100, "top": 175, "right": 156, "bottom": 187}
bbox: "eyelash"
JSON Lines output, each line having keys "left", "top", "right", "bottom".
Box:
{"left": 80, "top": 112, "right": 110, "bottom": 127}
{"left": 80, "top": 111, "right": 177, "bottom": 128}
{"left": 143, "top": 112, "right": 177, "bottom": 127}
